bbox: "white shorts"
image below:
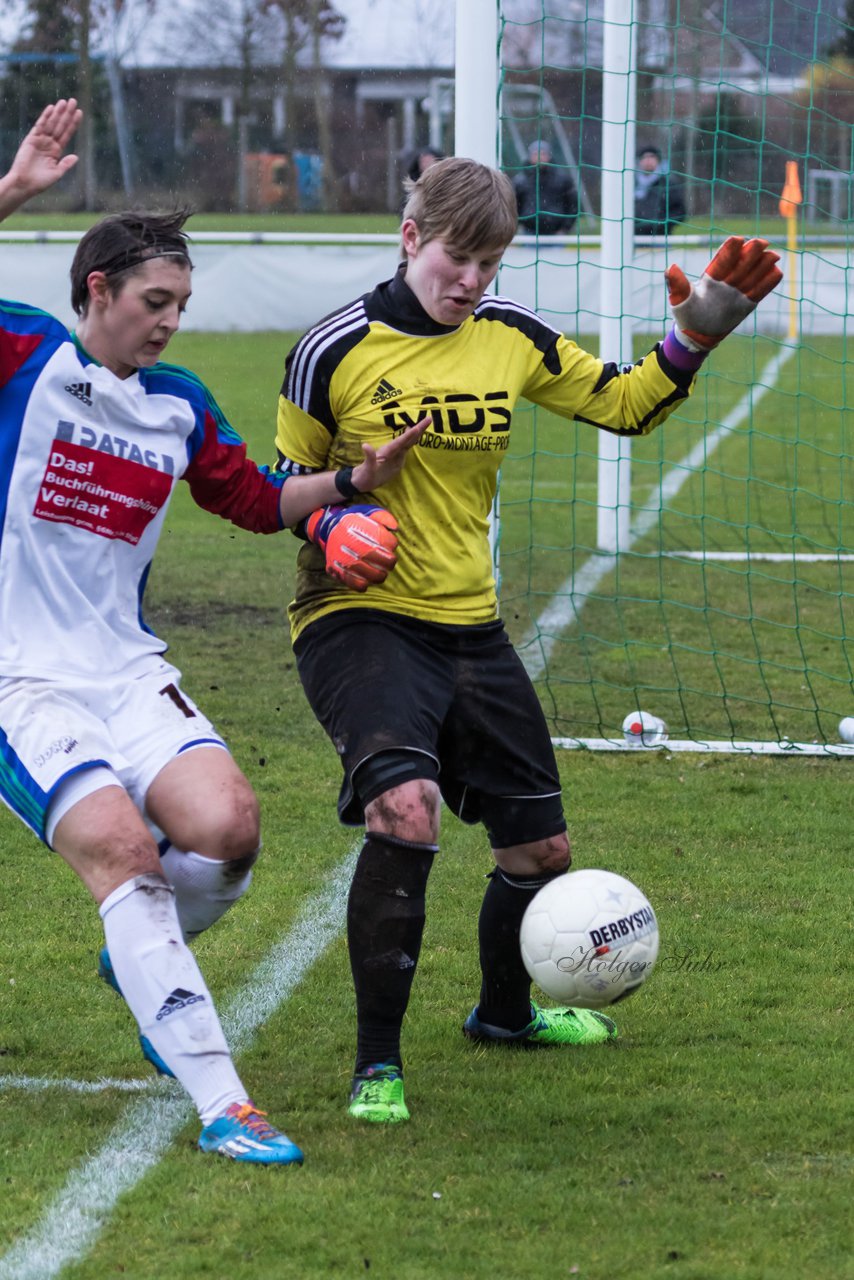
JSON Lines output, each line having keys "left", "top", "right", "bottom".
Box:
{"left": 0, "top": 657, "right": 226, "bottom": 847}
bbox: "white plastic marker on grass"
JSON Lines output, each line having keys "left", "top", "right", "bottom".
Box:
{"left": 521, "top": 343, "right": 797, "bottom": 683}
{"left": 0, "top": 848, "right": 358, "bottom": 1280}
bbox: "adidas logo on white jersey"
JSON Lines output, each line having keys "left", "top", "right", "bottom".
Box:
{"left": 65, "top": 381, "right": 93, "bottom": 406}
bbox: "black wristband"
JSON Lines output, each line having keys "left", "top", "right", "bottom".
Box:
{"left": 334, "top": 466, "right": 361, "bottom": 498}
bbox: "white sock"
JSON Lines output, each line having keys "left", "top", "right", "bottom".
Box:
{"left": 99, "top": 874, "right": 248, "bottom": 1125}
{"left": 159, "top": 846, "right": 255, "bottom": 941}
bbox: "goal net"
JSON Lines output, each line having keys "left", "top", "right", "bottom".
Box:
{"left": 491, "top": 0, "right": 854, "bottom": 754}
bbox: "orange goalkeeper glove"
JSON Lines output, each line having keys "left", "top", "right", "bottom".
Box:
{"left": 305, "top": 504, "right": 399, "bottom": 592}
{"left": 664, "top": 236, "right": 783, "bottom": 353}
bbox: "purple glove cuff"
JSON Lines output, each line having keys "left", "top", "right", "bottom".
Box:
{"left": 662, "top": 326, "right": 707, "bottom": 372}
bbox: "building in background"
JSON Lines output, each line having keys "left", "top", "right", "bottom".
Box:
{"left": 0, "top": 0, "right": 849, "bottom": 216}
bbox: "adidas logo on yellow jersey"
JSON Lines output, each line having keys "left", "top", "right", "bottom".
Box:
{"left": 370, "top": 378, "right": 402, "bottom": 405}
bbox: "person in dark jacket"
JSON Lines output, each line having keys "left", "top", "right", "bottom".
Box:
{"left": 407, "top": 146, "right": 444, "bottom": 184}
{"left": 635, "top": 145, "right": 686, "bottom": 236}
{"left": 512, "top": 140, "right": 578, "bottom": 236}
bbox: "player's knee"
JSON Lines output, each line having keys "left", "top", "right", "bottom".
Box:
{"left": 536, "top": 832, "right": 571, "bottom": 874}
{"left": 194, "top": 781, "right": 260, "bottom": 860}
{"left": 497, "top": 831, "right": 571, "bottom": 877}
{"left": 364, "top": 778, "right": 441, "bottom": 845}
{"left": 357, "top": 750, "right": 441, "bottom": 844}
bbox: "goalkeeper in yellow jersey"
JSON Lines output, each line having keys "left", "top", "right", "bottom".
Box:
{"left": 275, "top": 157, "right": 782, "bottom": 1124}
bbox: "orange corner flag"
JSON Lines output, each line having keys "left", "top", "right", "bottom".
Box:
{"left": 779, "top": 161, "right": 802, "bottom": 219}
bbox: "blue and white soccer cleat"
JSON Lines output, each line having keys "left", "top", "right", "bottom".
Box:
{"left": 198, "top": 1102, "right": 304, "bottom": 1165}
{"left": 97, "top": 946, "right": 176, "bottom": 1078}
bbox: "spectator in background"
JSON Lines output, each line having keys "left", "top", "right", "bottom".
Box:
{"left": 407, "top": 146, "right": 445, "bottom": 184}
{"left": 513, "top": 139, "right": 578, "bottom": 236}
{"left": 634, "top": 145, "right": 686, "bottom": 237}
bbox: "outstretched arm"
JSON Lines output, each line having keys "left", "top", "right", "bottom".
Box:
{"left": 277, "top": 415, "right": 428, "bottom": 528}
{"left": 0, "top": 98, "right": 82, "bottom": 223}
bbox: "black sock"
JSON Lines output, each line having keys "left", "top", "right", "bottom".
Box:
{"left": 477, "top": 867, "right": 563, "bottom": 1032}
{"left": 347, "top": 831, "right": 436, "bottom": 1075}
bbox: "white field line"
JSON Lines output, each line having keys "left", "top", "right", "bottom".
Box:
{"left": 550, "top": 737, "right": 854, "bottom": 756}
{"left": 663, "top": 552, "right": 854, "bottom": 562}
{"left": 0, "top": 848, "right": 358, "bottom": 1280}
{"left": 520, "top": 343, "right": 797, "bottom": 682}
{"left": 0, "top": 1075, "right": 155, "bottom": 1093}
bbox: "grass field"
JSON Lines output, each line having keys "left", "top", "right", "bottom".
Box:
{"left": 0, "top": 332, "right": 851, "bottom": 1279}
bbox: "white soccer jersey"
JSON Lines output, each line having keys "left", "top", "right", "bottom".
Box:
{"left": 0, "top": 299, "right": 285, "bottom": 682}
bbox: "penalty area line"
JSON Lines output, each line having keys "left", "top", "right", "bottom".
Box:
{"left": 0, "top": 848, "right": 358, "bottom": 1280}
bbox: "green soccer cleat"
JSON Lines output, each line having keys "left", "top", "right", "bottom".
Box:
{"left": 348, "top": 1063, "right": 410, "bottom": 1124}
{"left": 463, "top": 1001, "right": 617, "bottom": 1046}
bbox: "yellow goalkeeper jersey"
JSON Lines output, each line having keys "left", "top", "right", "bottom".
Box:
{"left": 276, "top": 266, "right": 695, "bottom": 642}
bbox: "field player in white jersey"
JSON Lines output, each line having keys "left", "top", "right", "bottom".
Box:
{"left": 0, "top": 100, "right": 423, "bottom": 1163}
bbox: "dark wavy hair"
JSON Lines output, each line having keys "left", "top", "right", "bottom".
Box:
{"left": 70, "top": 208, "right": 194, "bottom": 315}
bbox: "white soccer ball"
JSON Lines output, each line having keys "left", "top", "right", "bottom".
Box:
{"left": 520, "top": 868, "right": 659, "bottom": 1009}
{"left": 838, "top": 716, "right": 854, "bottom": 744}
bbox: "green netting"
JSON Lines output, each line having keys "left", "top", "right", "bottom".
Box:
{"left": 497, "top": 0, "right": 854, "bottom": 749}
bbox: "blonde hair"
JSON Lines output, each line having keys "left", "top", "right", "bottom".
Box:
{"left": 400, "top": 156, "right": 518, "bottom": 257}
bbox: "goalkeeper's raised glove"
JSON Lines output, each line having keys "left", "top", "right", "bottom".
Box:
{"left": 305, "top": 504, "right": 399, "bottom": 592}
{"left": 664, "top": 236, "right": 783, "bottom": 354}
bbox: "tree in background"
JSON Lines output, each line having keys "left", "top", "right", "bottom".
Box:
{"left": 1, "top": 1, "right": 80, "bottom": 182}
{"left": 1, "top": 0, "right": 157, "bottom": 208}
{"left": 146, "top": 0, "right": 343, "bottom": 211}
{"left": 264, "top": 0, "right": 345, "bottom": 210}
{"left": 148, "top": 0, "right": 281, "bottom": 209}
{"left": 800, "top": 7, "right": 854, "bottom": 181}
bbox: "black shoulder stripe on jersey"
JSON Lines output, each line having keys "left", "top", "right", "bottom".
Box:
{"left": 575, "top": 382, "right": 690, "bottom": 436}
{"left": 473, "top": 297, "right": 563, "bottom": 375}
{"left": 274, "top": 449, "right": 321, "bottom": 477}
{"left": 283, "top": 298, "right": 371, "bottom": 433}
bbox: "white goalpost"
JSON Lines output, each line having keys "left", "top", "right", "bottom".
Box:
{"left": 596, "top": 0, "right": 635, "bottom": 557}
{"left": 454, "top": 0, "right": 499, "bottom": 167}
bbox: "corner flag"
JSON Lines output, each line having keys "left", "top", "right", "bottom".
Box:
{"left": 779, "top": 162, "right": 802, "bottom": 219}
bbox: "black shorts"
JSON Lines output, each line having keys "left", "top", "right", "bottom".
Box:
{"left": 294, "top": 609, "right": 565, "bottom": 847}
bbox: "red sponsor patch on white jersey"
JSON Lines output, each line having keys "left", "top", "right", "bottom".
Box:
{"left": 33, "top": 439, "right": 172, "bottom": 545}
